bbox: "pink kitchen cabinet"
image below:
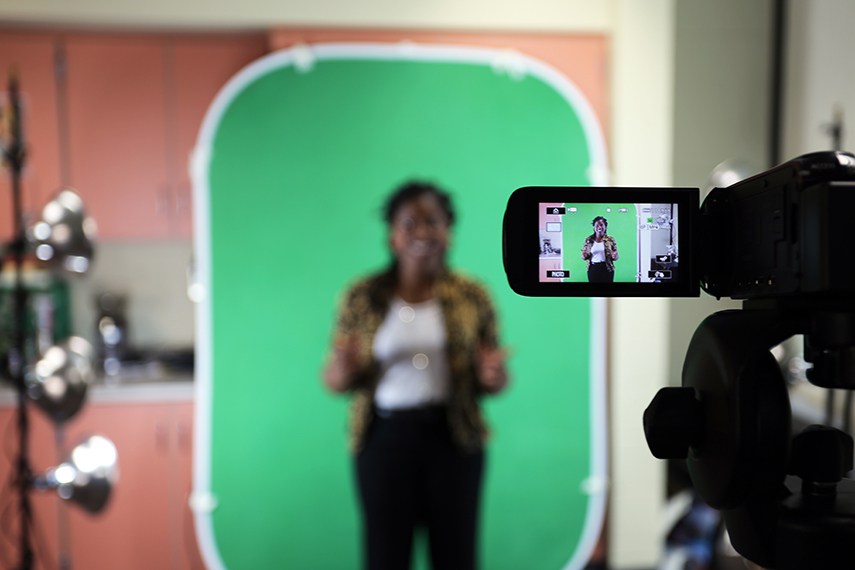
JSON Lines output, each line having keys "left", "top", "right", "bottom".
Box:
{"left": 51, "top": 32, "right": 266, "bottom": 240}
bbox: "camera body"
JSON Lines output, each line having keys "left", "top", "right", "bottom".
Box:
{"left": 700, "top": 150, "right": 855, "bottom": 301}
{"left": 502, "top": 150, "right": 855, "bottom": 301}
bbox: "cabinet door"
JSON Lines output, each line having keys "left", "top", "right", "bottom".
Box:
{"left": 169, "top": 36, "right": 268, "bottom": 238}
{"left": 63, "top": 401, "right": 175, "bottom": 569}
{"left": 0, "top": 32, "right": 63, "bottom": 239}
{"left": 64, "top": 36, "right": 170, "bottom": 240}
{"left": 62, "top": 34, "right": 267, "bottom": 240}
{"left": 58, "top": 400, "right": 200, "bottom": 570}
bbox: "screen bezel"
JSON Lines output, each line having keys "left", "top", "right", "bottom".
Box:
{"left": 503, "top": 186, "right": 700, "bottom": 297}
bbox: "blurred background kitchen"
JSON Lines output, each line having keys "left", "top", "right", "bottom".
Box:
{"left": 0, "top": 0, "right": 853, "bottom": 569}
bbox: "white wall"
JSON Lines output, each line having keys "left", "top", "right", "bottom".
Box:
{"left": 68, "top": 240, "right": 195, "bottom": 350}
{"left": 783, "top": 0, "right": 855, "bottom": 157}
{"left": 668, "top": 0, "right": 772, "bottom": 395}
{"left": 0, "top": 0, "right": 609, "bottom": 31}
{"left": 608, "top": 2, "right": 674, "bottom": 567}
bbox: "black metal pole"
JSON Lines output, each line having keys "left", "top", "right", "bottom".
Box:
{"left": 769, "top": 0, "right": 787, "bottom": 167}
{"left": 5, "top": 69, "right": 34, "bottom": 570}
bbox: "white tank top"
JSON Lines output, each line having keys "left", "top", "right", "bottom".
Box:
{"left": 591, "top": 240, "right": 606, "bottom": 263}
{"left": 372, "top": 297, "right": 450, "bottom": 410}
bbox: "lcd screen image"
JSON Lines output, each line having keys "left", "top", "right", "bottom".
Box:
{"left": 538, "top": 202, "right": 680, "bottom": 284}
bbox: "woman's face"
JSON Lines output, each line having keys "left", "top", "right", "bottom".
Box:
{"left": 593, "top": 219, "right": 607, "bottom": 237}
{"left": 389, "top": 194, "right": 451, "bottom": 277}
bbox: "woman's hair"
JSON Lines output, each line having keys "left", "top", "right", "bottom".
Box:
{"left": 592, "top": 215, "right": 608, "bottom": 228}
{"left": 382, "top": 180, "right": 455, "bottom": 226}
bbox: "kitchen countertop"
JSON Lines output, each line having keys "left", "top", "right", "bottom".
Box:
{"left": 0, "top": 373, "right": 195, "bottom": 406}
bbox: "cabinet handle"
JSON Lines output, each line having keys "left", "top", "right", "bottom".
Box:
{"left": 177, "top": 421, "right": 191, "bottom": 452}
{"left": 156, "top": 184, "right": 171, "bottom": 216}
{"left": 175, "top": 180, "right": 190, "bottom": 216}
{"left": 155, "top": 421, "right": 169, "bottom": 452}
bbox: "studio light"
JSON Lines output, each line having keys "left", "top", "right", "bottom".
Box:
{"left": 32, "top": 434, "right": 119, "bottom": 514}
{"left": 705, "top": 158, "right": 758, "bottom": 197}
{"left": 28, "top": 188, "right": 97, "bottom": 274}
{"left": 25, "top": 336, "right": 95, "bottom": 423}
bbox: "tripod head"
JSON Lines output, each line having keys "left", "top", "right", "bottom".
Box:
{"left": 645, "top": 297, "right": 855, "bottom": 569}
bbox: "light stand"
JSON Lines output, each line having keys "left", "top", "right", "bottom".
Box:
{"left": 3, "top": 68, "right": 36, "bottom": 570}
{"left": 3, "top": 70, "right": 113, "bottom": 570}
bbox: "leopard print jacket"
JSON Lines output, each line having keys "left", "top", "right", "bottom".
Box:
{"left": 331, "top": 268, "right": 501, "bottom": 453}
{"left": 581, "top": 234, "right": 619, "bottom": 272}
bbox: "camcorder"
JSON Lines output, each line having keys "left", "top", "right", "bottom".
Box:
{"left": 503, "top": 150, "right": 855, "bottom": 302}
{"left": 503, "top": 150, "right": 855, "bottom": 570}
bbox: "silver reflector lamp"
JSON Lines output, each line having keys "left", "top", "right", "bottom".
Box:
{"left": 33, "top": 434, "right": 119, "bottom": 514}
{"left": 28, "top": 188, "right": 97, "bottom": 274}
{"left": 25, "top": 336, "right": 94, "bottom": 423}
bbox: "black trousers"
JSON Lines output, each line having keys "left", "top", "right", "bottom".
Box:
{"left": 587, "top": 262, "right": 614, "bottom": 283}
{"left": 355, "top": 408, "right": 484, "bottom": 570}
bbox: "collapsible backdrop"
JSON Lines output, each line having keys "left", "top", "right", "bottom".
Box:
{"left": 192, "top": 39, "right": 609, "bottom": 569}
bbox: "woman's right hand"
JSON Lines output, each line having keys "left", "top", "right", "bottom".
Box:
{"left": 581, "top": 243, "right": 591, "bottom": 260}
{"left": 322, "top": 335, "right": 362, "bottom": 393}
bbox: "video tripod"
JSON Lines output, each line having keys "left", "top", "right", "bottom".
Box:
{"left": 645, "top": 298, "right": 855, "bottom": 569}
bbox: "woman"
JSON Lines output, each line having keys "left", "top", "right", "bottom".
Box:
{"left": 322, "top": 180, "right": 509, "bottom": 570}
{"left": 581, "top": 215, "right": 619, "bottom": 283}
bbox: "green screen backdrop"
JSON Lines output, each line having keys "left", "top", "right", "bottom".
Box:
{"left": 191, "top": 42, "right": 609, "bottom": 570}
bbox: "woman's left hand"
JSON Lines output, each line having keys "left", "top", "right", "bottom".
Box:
{"left": 477, "top": 346, "right": 509, "bottom": 394}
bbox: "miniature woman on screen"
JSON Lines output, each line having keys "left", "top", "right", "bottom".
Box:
{"left": 581, "top": 215, "right": 619, "bottom": 282}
